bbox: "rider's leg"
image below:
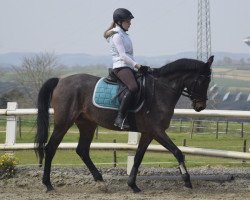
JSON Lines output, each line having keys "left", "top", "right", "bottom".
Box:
{"left": 114, "top": 90, "right": 132, "bottom": 129}
{"left": 113, "top": 67, "right": 138, "bottom": 130}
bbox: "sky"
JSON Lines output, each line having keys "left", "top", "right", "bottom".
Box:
{"left": 0, "top": 0, "right": 250, "bottom": 57}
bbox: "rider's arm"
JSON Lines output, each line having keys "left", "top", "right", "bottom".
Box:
{"left": 113, "top": 34, "right": 141, "bottom": 69}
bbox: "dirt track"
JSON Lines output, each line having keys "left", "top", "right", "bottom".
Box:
{"left": 1, "top": 166, "right": 250, "bottom": 200}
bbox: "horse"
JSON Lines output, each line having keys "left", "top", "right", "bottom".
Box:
{"left": 35, "top": 56, "right": 214, "bottom": 193}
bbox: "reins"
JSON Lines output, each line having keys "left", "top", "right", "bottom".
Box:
{"left": 151, "top": 73, "right": 209, "bottom": 104}
{"left": 145, "top": 73, "right": 155, "bottom": 114}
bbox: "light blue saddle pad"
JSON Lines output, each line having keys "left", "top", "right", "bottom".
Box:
{"left": 92, "top": 78, "right": 120, "bottom": 110}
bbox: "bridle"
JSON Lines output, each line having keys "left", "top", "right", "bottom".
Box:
{"left": 182, "top": 74, "right": 211, "bottom": 103}
{"left": 145, "top": 72, "right": 211, "bottom": 112}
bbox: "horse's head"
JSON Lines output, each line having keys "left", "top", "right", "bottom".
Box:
{"left": 184, "top": 56, "right": 214, "bottom": 112}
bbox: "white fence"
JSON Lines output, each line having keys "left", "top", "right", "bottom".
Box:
{"left": 1, "top": 102, "right": 250, "bottom": 174}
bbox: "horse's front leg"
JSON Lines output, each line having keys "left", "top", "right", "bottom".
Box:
{"left": 153, "top": 131, "right": 192, "bottom": 189}
{"left": 127, "top": 133, "right": 153, "bottom": 193}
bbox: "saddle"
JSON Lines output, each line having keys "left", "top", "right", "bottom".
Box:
{"left": 92, "top": 68, "right": 146, "bottom": 112}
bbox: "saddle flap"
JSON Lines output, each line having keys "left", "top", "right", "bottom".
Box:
{"left": 93, "top": 75, "right": 146, "bottom": 112}
{"left": 93, "top": 78, "right": 120, "bottom": 109}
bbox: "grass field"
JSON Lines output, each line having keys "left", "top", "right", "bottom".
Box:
{"left": 210, "top": 67, "right": 250, "bottom": 91}
{"left": 1, "top": 117, "right": 250, "bottom": 168}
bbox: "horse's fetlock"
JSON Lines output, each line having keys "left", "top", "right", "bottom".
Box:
{"left": 127, "top": 177, "right": 135, "bottom": 187}
{"left": 179, "top": 163, "right": 188, "bottom": 176}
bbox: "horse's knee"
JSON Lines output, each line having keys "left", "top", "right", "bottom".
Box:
{"left": 76, "top": 146, "right": 83, "bottom": 156}
{"left": 76, "top": 146, "right": 89, "bottom": 158}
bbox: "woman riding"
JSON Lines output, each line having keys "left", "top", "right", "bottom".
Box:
{"left": 104, "top": 8, "right": 148, "bottom": 130}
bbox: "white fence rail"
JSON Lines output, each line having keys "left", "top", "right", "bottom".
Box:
{"left": 1, "top": 102, "right": 250, "bottom": 174}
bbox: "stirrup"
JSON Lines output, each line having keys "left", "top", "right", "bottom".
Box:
{"left": 120, "top": 118, "right": 130, "bottom": 130}
{"left": 114, "top": 117, "right": 130, "bottom": 130}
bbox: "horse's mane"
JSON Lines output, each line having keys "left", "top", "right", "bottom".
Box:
{"left": 155, "top": 58, "right": 209, "bottom": 76}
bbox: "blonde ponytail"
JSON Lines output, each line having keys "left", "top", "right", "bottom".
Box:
{"left": 103, "top": 22, "right": 116, "bottom": 39}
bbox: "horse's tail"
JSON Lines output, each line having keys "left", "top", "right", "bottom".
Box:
{"left": 35, "top": 78, "right": 59, "bottom": 167}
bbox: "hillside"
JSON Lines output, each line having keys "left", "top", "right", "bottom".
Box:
{"left": 0, "top": 51, "right": 250, "bottom": 67}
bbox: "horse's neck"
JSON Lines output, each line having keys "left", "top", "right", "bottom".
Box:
{"left": 156, "top": 75, "right": 183, "bottom": 105}
{"left": 159, "top": 72, "right": 187, "bottom": 90}
{"left": 157, "top": 72, "right": 193, "bottom": 104}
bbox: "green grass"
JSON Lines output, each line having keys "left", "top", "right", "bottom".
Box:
{"left": 213, "top": 77, "right": 250, "bottom": 88}
{"left": 1, "top": 117, "right": 250, "bottom": 168}
{"left": 11, "top": 149, "right": 250, "bottom": 168}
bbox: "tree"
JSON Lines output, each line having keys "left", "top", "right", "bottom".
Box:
{"left": 12, "top": 52, "right": 61, "bottom": 106}
{"left": 0, "top": 89, "right": 25, "bottom": 108}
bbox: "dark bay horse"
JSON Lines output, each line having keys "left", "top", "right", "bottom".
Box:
{"left": 35, "top": 56, "right": 214, "bottom": 193}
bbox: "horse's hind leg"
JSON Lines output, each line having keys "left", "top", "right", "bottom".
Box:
{"left": 153, "top": 131, "right": 192, "bottom": 189}
{"left": 43, "top": 124, "right": 72, "bottom": 192}
{"left": 127, "top": 133, "right": 153, "bottom": 193}
{"left": 75, "top": 119, "right": 103, "bottom": 181}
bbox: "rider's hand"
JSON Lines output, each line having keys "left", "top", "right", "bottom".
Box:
{"left": 139, "top": 65, "right": 152, "bottom": 74}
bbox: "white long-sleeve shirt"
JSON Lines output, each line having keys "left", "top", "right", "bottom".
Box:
{"left": 107, "top": 26, "right": 137, "bottom": 69}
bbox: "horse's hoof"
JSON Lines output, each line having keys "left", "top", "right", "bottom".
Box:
{"left": 128, "top": 184, "right": 141, "bottom": 193}
{"left": 182, "top": 173, "right": 193, "bottom": 189}
{"left": 132, "top": 186, "right": 141, "bottom": 193}
{"left": 184, "top": 181, "right": 193, "bottom": 189}
{"left": 96, "top": 181, "right": 108, "bottom": 192}
{"left": 46, "top": 185, "right": 55, "bottom": 193}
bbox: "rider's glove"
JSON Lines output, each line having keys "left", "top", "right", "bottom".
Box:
{"left": 139, "top": 65, "right": 152, "bottom": 74}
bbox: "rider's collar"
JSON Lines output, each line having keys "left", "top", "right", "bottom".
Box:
{"left": 113, "top": 26, "right": 128, "bottom": 35}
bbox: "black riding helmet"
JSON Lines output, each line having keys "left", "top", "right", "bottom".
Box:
{"left": 113, "top": 8, "right": 134, "bottom": 23}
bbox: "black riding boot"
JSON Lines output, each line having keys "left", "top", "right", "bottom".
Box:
{"left": 114, "top": 90, "right": 132, "bottom": 130}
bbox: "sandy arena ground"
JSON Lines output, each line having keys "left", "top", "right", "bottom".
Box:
{"left": 1, "top": 166, "right": 250, "bottom": 200}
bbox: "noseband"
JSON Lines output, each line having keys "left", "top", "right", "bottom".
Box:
{"left": 182, "top": 74, "right": 210, "bottom": 103}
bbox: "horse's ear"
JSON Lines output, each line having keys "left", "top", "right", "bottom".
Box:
{"left": 207, "top": 55, "right": 214, "bottom": 67}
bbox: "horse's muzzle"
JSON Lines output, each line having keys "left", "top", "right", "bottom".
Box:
{"left": 193, "top": 101, "right": 206, "bottom": 112}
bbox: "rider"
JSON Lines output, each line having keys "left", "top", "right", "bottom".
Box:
{"left": 104, "top": 8, "right": 148, "bottom": 130}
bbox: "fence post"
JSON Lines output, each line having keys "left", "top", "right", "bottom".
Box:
{"left": 241, "top": 122, "right": 244, "bottom": 138}
{"left": 225, "top": 120, "right": 228, "bottom": 134}
{"left": 113, "top": 139, "right": 117, "bottom": 167}
{"left": 127, "top": 132, "right": 140, "bottom": 175}
{"left": 183, "top": 139, "right": 187, "bottom": 146}
{"left": 216, "top": 121, "right": 219, "bottom": 139}
{"left": 190, "top": 120, "right": 195, "bottom": 139}
{"left": 242, "top": 139, "right": 247, "bottom": 163}
{"left": 5, "top": 102, "right": 18, "bottom": 146}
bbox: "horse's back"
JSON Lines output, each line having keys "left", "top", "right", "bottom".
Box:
{"left": 52, "top": 73, "right": 100, "bottom": 102}
{"left": 61, "top": 73, "right": 100, "bottom": 83}
{"left": 58, "top": 73, "right": 100, "bottom": 89}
